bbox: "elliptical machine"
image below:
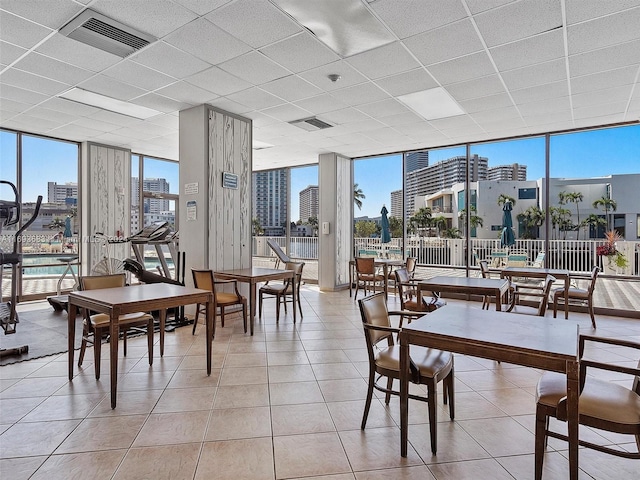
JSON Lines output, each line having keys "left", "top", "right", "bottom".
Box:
{"left": 1, "top": 180, "right": 43, "bottom": 357}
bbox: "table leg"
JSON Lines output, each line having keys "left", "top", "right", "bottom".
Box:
{"left": 400, "top": 338, "right": 409, "bottom": 457}
{"left": 206, "top": 297, "right": 213, "bottom": 375}
{"left": 383, "top": 264, "right": 389, "bottom": 300}
{"left": 159, "top": 309, "right": 165, "bottom": 357}
{"left": 110, "top": 311, "right": 119, "bottom": 409}
{"left": 250, "top": 283, "right": 256, "bottom": 335}
{"left": 349, "top": 261, "right": 353, "bottom": 297}
{"left": 566, "top": 359, "right": 579, "bottom": 480}
{"left": 495, "top": 288, "right": 502, "bottom": 311}
{"left": 68, "top": 302, "right": 76, "bottom": 380}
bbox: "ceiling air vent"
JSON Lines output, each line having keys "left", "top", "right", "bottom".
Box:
{"left": 59, "top": 9, "right": 156, "bottom": 57}
{"left": 289, "top": 117, "right": 334, "bottom": 131}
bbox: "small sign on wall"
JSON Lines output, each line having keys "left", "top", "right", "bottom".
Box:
{"left": 186, "top": 201, "right": 197, "bottom": 221}
{"left": 184, "top": 182, "right": 198, "bottom": 195}
{"left": 222, "top": 172, "right": 238, "bottom": 189}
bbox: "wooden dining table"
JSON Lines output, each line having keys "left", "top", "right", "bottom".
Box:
{"left": 213, "top": 267, "right": 295, "bottom": 335}
{"left": 418, "top": 275, "right": 511, "bottom": 310}
{"left": 399, "top": 305, "right": 580, "bottom": 479}
{"left": 500, "top": 266, "right": 571, "bottom": 318}
{"left": 68, "top": 283, "right": 214, "bottom": 409}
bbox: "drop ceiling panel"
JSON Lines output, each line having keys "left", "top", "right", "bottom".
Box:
{"left": 370, "top": 0, "right": 467, "bottom": 39}
{"left": 573, "top": 101, "right": 629, "bottom": 120}
{"left": 261, "top": 75, "right": 323, "bottom": 102}
{"left": 345, "top": 42, "right": 420, "bottom": 80}
{"left": 130, "top": 93, "right": 191, "bottom": 113}
{"left": 260, "top": 32, "right": 341, "bottom": 74}
{"left": 244, "top": 111, "right": 280, "bottom": 127}
{"left": 510, "top": 80, "right": 569, "bottom": 104}
{"left": 429, "top": 114, "right": 477, "bottom": 130}
{"left": 207, "top": 0, "right": 301, "bottom": 48}
{"left": 172, "top": 0, "right": 231, "bottom": 16}
{"left": 571, "top": 85, "right": 634, "bottom": 109}
{"left": 165, "top": 18, "right": 251, "bottom": 65}
{"left": 92, "top": 0, "right": 198, "bottom": 37}
{"left": 522, "top": 110, "right": 572, "bottom": 126}
{"left": 380, "top": 111, "right": 425, "bottom": 128}
{"left": 227, "top": 87, "right": 285, "bottom": 110}
{"left": 207, "top": 97, "right": 253, "bottom": 114}
{"left": 49, "top": 123, "right": 105, "bottom": 139}
{"left": 445, "top": 74, "right": 506, "bottom": 101}
{"left": 0, "top": 98, "right": 30, "bottom": 114}
{"left": 132, "top": 42, "right": 211, "bottom": 79}
{"left": 404, "top": 19, "right": 483, "bottom": 66}
{"left": 428, "top": 52, "right": 496, "bottom": 85}
{"left": 458, "top": 92, "right": 514, "bottom": 113}
{"left": 39, "top": 97, "right": 100, "bottom": 116}
{"left": 466, "top": 0, "right": 516, "bottom": 15}
{"left": 0, "top": 68, "right": 70, "bottom": 95}
{"left": 567, "top": 7, "right": 640, "bottom": 55}
{"left": 186, "top": 66, "right": 252, "bottom": 96}
{"left": 518, "top": 96, "right": 572, "bottom": 117}
{"left": 219, "top": 51, "right": 290, "bottom": 84}
{"left": 10, "top": 114, "right": 66, "bottom": 130}
{"left": 0, "top": 11, "right": 52, "bottom": 49}
{"left": 0, "top": 41, "right": 27, "bottom": 66}
{"left": 34, "top": 34, "right": 120, "bottom": 72}
{"left": 356, "top": 98, "right": 410, "bottom": 118}
{"left": 565, "top": 0, "right": 640, "bottom": 25}
{"left": 79, "top": 75, "right": 147, "bottom": 101}
{"left": 1, "top": 0, "right": 83, "bottom": 29}
{"left": 103, "top": 61, "right": 176, "bottom": 90}
{"left": 72, "top": 116, "right": 122, "bottom": 133}
{"left": 374, "top": 68, "right": 438, "bottom": 97}
{"left": 155, "top": 81, "right": 218, "bottom": 104}
{"left": 571, "top": 66, "right": 638, "bottom": 95}
{"left": 490, "top": 29, "right": 565, "bottom": 72}
{"left": 88, "top": 109, "right": 144, "bottom": 127}
{"left": 13, "top": 53, "right": 94, "bottom": 86}
{"left": 470, "top": 105, "right": 522, "bottom": 123}
{"left": 321, "top": 107, "right": 372, "bottom": 125}
{"left": 568, "top": 39, "right": 640, "bottom": 77}
{"left": 299, "top": 61, "right": 368, "bottom": 91}
{"left": 474, "top": 0, "right": 562, "bottom": 48}
{"left": 146, "top": 114, "right": 180, "bottom": 129}
{"left": 501, "top": 58, "right": 567, "bottom": 90}
{"left": 330, "top": 82, "right": 389, "bottom": 106}
{"left": 26, "top": 106, "right": 77, "bottom": 124}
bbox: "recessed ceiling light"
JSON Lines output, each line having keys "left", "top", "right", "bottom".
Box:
{"left": 273, "top": 0, "right": 394, "bottom": 56}
{"left": 57, "top": 87, "right": 160, "bottom": 119}
{"left": 397, "top": 87, "right": 466, "bottom": 121}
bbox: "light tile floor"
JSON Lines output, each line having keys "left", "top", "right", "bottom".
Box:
{"left": 1, "top": 286, "right": 639, "bottom": 479}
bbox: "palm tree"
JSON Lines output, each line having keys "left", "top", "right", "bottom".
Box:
{"left": 252, "top": 218, "right": 264, "bottom": 236}
{"left": 560, "top": 191, "right": 583, "bottom": 239}
{"left": 458, "top": 206, "right": 483, "bottom": 237}
{"left": 582, "top": 214, "right": 606, "bottom": 238}
{"left": 550, "top": 206, "right": 571, "bottom": 240}
{"left": 497, "top": 194, "right": 516, "bottom": 207}
{"left": 432, "top": 215, "right": 447, "bottom": 237}
{"left": 517, "top": 206, "right": 545, "bottom": 239}
{"left": 410, "top": 207, "right": 432, "bottom": 236}
{"left": 441, "top": 227, "right": 462, "bottom": 239}
{"left": 353, "top": 183, "right": 365, "bottom": 211}
{"left": 592, "top": 196, "right": 617, "bottom": 231}
{"left": 389, "top": 216, "right": 403, "bottom": 238}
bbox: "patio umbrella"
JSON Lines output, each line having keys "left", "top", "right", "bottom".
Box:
{"left": 380, "top": 205, "right": 391, "bottom": 244}
{"left": 500, "top": 201, "right": 515, "bottom": 249}
{"left": 63, "top": 216, "right": 72, "bottom": 239}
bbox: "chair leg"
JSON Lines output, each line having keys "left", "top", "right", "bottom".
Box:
{"left": 147, "top": 318, "right": 154, "bottom": 365}
{"left": 534, "top": 404, "right": 548, "bottom": 480}
{"left": 297, "top": 294, "right": 303, "bottom": 319}
{"left": 78, "top": 337, "right": 87, "bottom": 367}
{"left": 427, "top": 381, "right": 438, "bottom": 454}
{"left": 588, "top": 300, "right": 596, "bottom": 328}
{"left": 259, "top": 292, "right": 263, "bottom": 319}
{"left": 446, "top": 370, "right": 455, "bottom": 420}
{"left": 385, "top": 377, "right": 393, "bottom": 404}
{"left": 361, "top": 369, "right": 376, "bottom": 430}
{"left": 242, "top": 300, "right": 248, "bottom": 333}
{"left": 192, "top": 304, "right": 200, "bottom": 335}
{"left": 275, "top": 295, "right": 281, "bottom": 322}
{"left": 93, "top": 328, "right": 102, "bottom": 380}
{"left": 553, "top": 295, "right": 558, "bottom": 318}
{"left": 122, "top": 331, "right": 127, "bottom": 357}
{"left": 220, "top": 307, "right": 225, "bottom": 328}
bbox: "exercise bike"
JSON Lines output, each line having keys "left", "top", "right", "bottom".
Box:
{"left": 1, "top": 180, "right": 43, "bottom": 357}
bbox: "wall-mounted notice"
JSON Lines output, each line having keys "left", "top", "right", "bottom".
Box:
{"left": 186, "top": 201, "right": 197, "bottom": 221}
{"left": 184, "top": 182, "right": 199, "bottom": 195}
{"left": 222, "top": 172, "right": 238, "bottom": 189}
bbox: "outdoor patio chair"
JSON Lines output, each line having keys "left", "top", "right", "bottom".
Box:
{"left": 192, "top": 269, "right": 248, "bottom": 334}
{"left": 507, "top": 253, "right": 528, "bottom": 267}
{"left": 259, "top": 261, "right": 304, "bottom": 322}
{"left": 490, "top": 250, "right": 508, "bottom": 268}
{"left": 78, "top": 273, "right": 155, "bottom": 380}
{"left": 528, "top": 251, "right": 546, "bottom": 268}
{"left": 358, "top": 292, "right": 455, "bottom": 454}
{"left": 534, "top": 335, "right": 640, "bottom": 480}
{"left": 553, "top": 266, "right": 599, "bottom": 329}
{"left": 509, "top": 274, "right": 556, "bottom": 317}
{"left": 354, "top": 257, "right": 385, "bottom": 299}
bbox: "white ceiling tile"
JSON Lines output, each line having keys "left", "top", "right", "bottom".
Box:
{"left": 0, "top": 98, "right": 31, "bottom": 114}
{"left": 11, "top": 113, "right": 66, "bottom": 130}
{"left": 429, "top": 114, "right": 478, "bottom": 130}
{"left": 244, "top": 111, "right": 280, "bottom": 127}
{"left": 469, "top": 105, "right": 522, "bottom": 122}
{"left": 572, "top": 114, "right": 626, "bottom": 128}
{"left": 260, "top": 104, "right": 312, "bottom": 122}
{"left": 568, "top": 7, "right": 640, "bottom": 55}
{"left": 227, "top": 87, "right": 285, "bottom": 110}
{"left": 38, "top": 97, "right": 99, "bottom": 116}
{"left": 260, "top": 32, "right": 341, "bottom": 74}
{"left": 362, "top": 128, "right": 410, "bottom": 143}
{"left": 568, "top": 39, "right": 640, "bottom": 77}
{"left": 517, "top": 96, "right": 572, "bottom": 117}
{"left": 146, "top": 114, "right": 180, "bottom": 129}
{"left": 501, "top": 58, "right": 567, "bottom": 90}
{"left": 1, "top": 0, "right": 83, "bottom": 29}
{"left": 0, "top": 11, "right": 52, "bottom": 49}
{"left": 0, "top": 41, "right": 27, "bottom": 66}
{"left": 379, "top": 111, "right": 425, "bottom": 127}
{"left": 155, "top": 81, "right": 217, "bottom": 104}
{"left": 370, "top": 0, "right": 467, "bottom": 39}
{"left": 321, "top": 107, "right": 372, "bottom": 125}
{"left": 103, "top": 61, "right": 176, "bottom": 90}
{"left": 330, "top": 82, "right": 389, "bottom": 106}
{"left": 207, "top": 97, "right": 253, "bottom": 115}
{"left": 374, "top": 69, "right": 438, "bottom": 96}
{"left": 25, "top": 106, "right": 77, "bottom": 124}
{"left": 523, "top": 110, "right": 572, "bottom": 126}
{"left": 474, "top": 0, "right": 562, "bottom": 48}
{"left": 565, "top": 0, "right": 640, "bottom": 25}
{"left": 79, "top": 75, "right": 146, "bottom": 101}
{"left": 299, "top": 61, "right": 368, "bottom": 91}
{"left": 571, "top": 66, "right": 638, "bottom": 95}
{"left": 335, "top": 119, "right": 386, "bottom": 134}
{"left": 466, "top": 0, "right": 516, "bottom": 15}
{"left": 573, "top": 101, "right": 629, "bottom": 120}
{"left": 0, "top": 109, "right": 18, "bottom": 122}
{"left": 255, "top": 121, "right": 304, "bottom": 137}
{"left": 445, "top": 75, "right": 506, "bottom": 101}
{"left": 71, "top": 116, "right": 121, "bottom": 133}
{"left": 13, "top": 53, "right": 94, "bottom": 85}
{"left": 124, "top": 121, "right": 174, "bottom": 137}
{"left": 87, "top": 109, "right": 143, "bottom": 127}
{"left": 130, "top": 93, "right": 191, "bottom": 113}
{"left": 219, "top": 51, "right": 290, "bottom": 84}
{"left": 261, "top": 75, "right": 323, "bottom": 103}
{"left": 356, "top": 98, "right": 410, "bottom": 118}
{"left": 165, "top": 18, "right": 251, "bottom": 65}
{"left": 294, "top": 93, "right": 349, "bottom": 115}
{"left": 346, "top": 42, "right": 420, "bottom": 80}
{"left": 475, "top": 117, "right": 527, "bottom": 132}
{"left": 173, "top": 0, "right": 231, "bottom": 16}
{"left": 458, "top": 93, "right": 514, "bottom": 113}
{"left": 49, "top": 123, "right": 107, "bottom": 139}
{"left": 207, "top": 0, "right": 301, "bottom": 48}
{"left": 428, "top": 52, "right": 496, "bottom": 85}
{"left": 439, "top": 122, "right": 485, "bottom": 138}
{"left": 404, "top": 19, "right": 484, "bottom": 66}
{"left": 510, "top": 80, "right": 569, "bottom": 104}
{"left": 0, "top": 68, "right": 69, "bottom": 95}
{"left": 490, "top": 29, "right": 565, "bottom": 72}
{"left": 92, "top": 0, "right": 197, "bottom": 37}
{"left": 109, "top": 126, "right": 156, "bottom": 141}
{"left": 132, "top": 42, "right": 211, "bottom": 79}
{"left": 34, "top": 33, "right": 120, "bottom": 72}
{"left": 185, "top": 66, "right": 251, "bottom": 96}
{"left": 571, "top": 85, "right": 633, "bottom": 110}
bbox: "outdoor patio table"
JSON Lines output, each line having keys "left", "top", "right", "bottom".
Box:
{"left": 418, "top": 275, "right": 510, "bottom": 311}
{"left": 501, "top": 267, "right": 571, "bottom": 319}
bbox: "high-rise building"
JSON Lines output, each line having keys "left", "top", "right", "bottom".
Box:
{"left": 405, "top": 154, "right": 488, "bottom": 215}
{"left": 405, "top": 151, "right": 429, "bottom": 173}
{"left": 487, "top": 163, "right": 527, "bottom": 181}
{"left": 132, "top": 177, "right": 170, "bottom": 213}
{"left": 47, "top": 182, "right": 77, "bottom": 203}
{"left": 253, "top": 169, "right": 288, "bottom": 236}
{"left": 299, "top": 185, "right": 318, "bottom": 223}
{"left": 390, "top": 189, "right": 403, "bottom": 218}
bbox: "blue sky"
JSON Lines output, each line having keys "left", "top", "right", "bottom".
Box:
{"left": 2, "top": 124, "right": 638, "bottom": 217}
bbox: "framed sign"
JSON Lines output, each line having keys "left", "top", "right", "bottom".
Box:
{"left": 222, "top": 172, "right": 238, "bottom": 189}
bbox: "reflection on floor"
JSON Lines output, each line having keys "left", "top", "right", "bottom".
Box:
{"left": 1, "top": 286, "right": 639, "bottom": 479}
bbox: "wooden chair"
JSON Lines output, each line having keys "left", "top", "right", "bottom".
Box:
{"left": 534, "top": 335, "right": 640, "bottom": 480}
{"left": 358, "top": 292, "right": 454, "bottom": 454}
{"left": 354, "top": 257, "right": 384, "bottom": 299}
{"left": 259, "top": 261, "right": 304, "bottom": 322}
{"left": 395, "top": 267, "right": 445, "bottom": 323}
{"left": 388, "top": 256, "right": 417, "bottom": 296}
{"left": 78, "top": 273, "right": 154, "bottom": 379}
{"left": 509, "top": 274, "right": 556, "bottom": 317}
{"left": 479, "top": 260, "right": 492, "bottom": 309}
{"left": 553, "top": 266, "right": 599, "bottom": 328}
{"left": 192, "top": 269, "right": 247, "bottom": 334}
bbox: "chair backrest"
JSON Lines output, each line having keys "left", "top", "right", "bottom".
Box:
{"left": 80, "top": 273, "right": 126, "bottom": 291}
{"left": 587, "top": 266, "right": 600, "bottom": 294}
{"left": 358, "top": 292, "right": 393, "bottom": 348}
{"left": 355, "top": 257, "right": 375, "bottom": 274}
{"left": 405, "top": 257, "right": 417, "bottom": 276}
{"left": 537, "top": 274, "right": 556, "bottom": 316}
{"left": 472, "top": 249, "right": 480, "bottom": 266}
{"left": 479, "top": 260, "right": 489, "bottom": 279}
{"left": 192, "top": 269, "right": 214, "bottom": 292}
{"left": 507, "top": 254, "right": 528, "bottom": 267}
{"left": 267, "top": 238, "right": 291, "bottom": 264}
{"left": 284, "top": 261, "right": 304, "bottom": 292}
{"left": 531, "top": 252, "right": 545, "bottom": 268}
{"left": 394, "top": 268, "right": 414, "bottom": 308}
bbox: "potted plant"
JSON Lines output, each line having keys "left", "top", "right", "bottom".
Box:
{"left": 596, "top": 230, "right": 629, "bottom": 274}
